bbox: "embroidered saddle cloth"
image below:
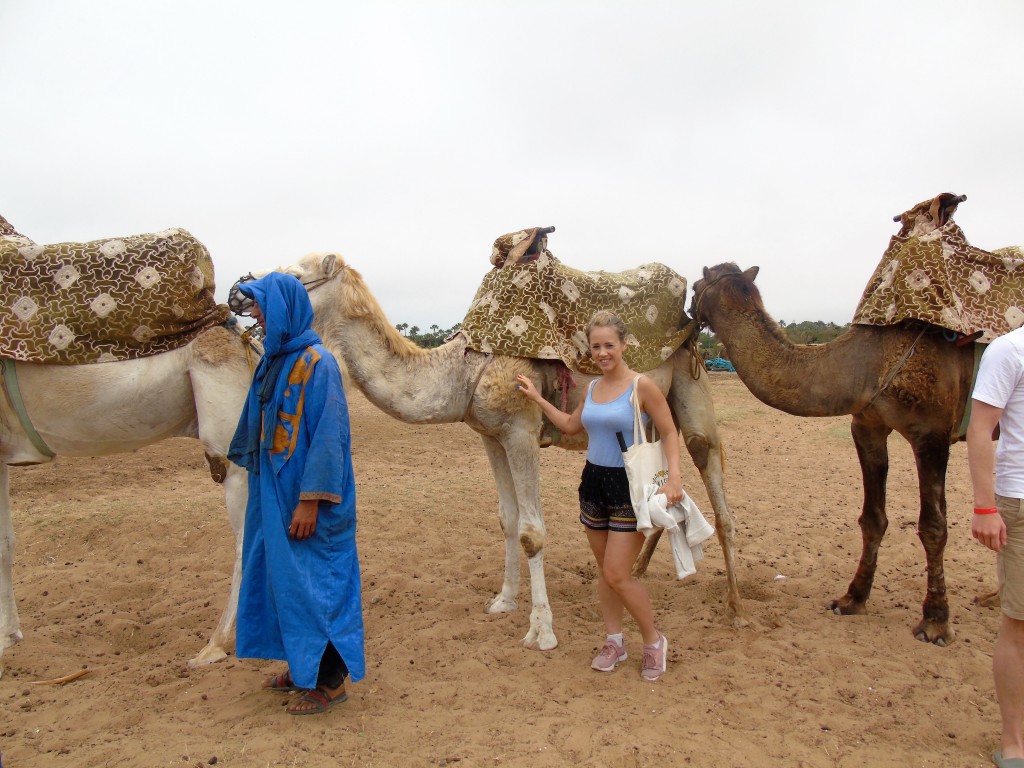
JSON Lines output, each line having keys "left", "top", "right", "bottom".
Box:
{"left": 0, "top": 220, "right": 230, "bottom": 364}
{"left": 853, "top": 194, "right": 1024, "bottom": 343}
{"left": 460, "top": 227, "right": 694, "bottom": 375}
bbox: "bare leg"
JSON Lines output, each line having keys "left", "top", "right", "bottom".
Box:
{"left": 995, "top": 614, "right": 1024, "bottom": 759}
{"left": 586, "top": 528, "right": 658, "bottom": 644}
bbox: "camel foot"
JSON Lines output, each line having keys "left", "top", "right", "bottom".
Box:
{"left": 0, "top": 627, "right": 23, "bottom": 657}
{"left": 974, "top": 590, "right": 1001, "bottom": 608}
{"left": 188, "top": 643, "right": 229, "bottom": 668}
{"left": 486, "top": 594, "right": 517, "bottom": 615}
{"left": 913, "top": 618, "right": 954, "bottom": 647}
{"left": 731, "top": 612, "right": 752, "bottom": 630}
{"left": 828, "top": 596, "right": 867, "bottom": 616}
{"left": 521, "top": 625, "right": 557, "bottom": 651}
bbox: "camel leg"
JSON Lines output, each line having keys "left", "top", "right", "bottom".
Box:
{"left": 910, "top": 436, "right": 953, "bottom": 646}
{"left": 479, "top": 434, "right": 522, "bottom": 616}
{"left": 187, "top": 354, "right": 250, "bottom": 666}
{"left": 189, "top": 462, "right": 247, "bottom": 666}
{"left": 483, "top": 428, "right": 557, "bottom": 651}
{"left": 832, "top": 416, "right": 890, "bottom": 616}
{"left": 634, "top": 529, "right": 663, "bottom": 576}
{"left": 657, "top": 362, "right": 746, "bottom": 627}
{"left": 0, "top": 464, "right": 23, "bottom": 672}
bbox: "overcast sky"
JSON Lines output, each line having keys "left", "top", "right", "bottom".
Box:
{"left": 2, "top": 1, "right": 1022, "bottom": 331}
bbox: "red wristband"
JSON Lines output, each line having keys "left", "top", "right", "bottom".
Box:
{"left": 974, "top": 507, "right": 998, "bottom": 515}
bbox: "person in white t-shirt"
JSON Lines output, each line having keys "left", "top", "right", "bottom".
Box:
{"left": 967, "top": 326, "right": 1024, "bottom": 768}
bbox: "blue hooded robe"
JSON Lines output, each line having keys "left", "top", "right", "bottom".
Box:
{"left": 228, "top": 272, "right": 365, "bottom": 688}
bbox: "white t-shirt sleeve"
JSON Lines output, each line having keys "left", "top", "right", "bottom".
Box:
{"left": 973, "top": 334, "right": 1024, "bottom": 409}
{"left": 972, "top": 329, "right": 1024, "bottom": 497}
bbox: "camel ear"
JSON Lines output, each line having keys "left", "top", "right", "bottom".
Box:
{"left": 743, "top": 266, "right": 759, "bottom": 282}
{"left": 320, "top": 253, "right": 337, "bottom": 277}
{"left": 703, "top": 266, "right": 711, "bottom": 280}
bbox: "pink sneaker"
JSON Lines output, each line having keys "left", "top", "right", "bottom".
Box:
{"left": 641, "top": 632, "right": 668, "bottom": 681}
{"left": 591, "top": 638, "right": 627, "bottom": 671}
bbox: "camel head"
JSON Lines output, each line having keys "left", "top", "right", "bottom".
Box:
{"left": 229, "top": 252, "right": 347, "bottom": 319}
{"left": 892, "top": 192, "right": 966, "bottom": 237}
{"left": 689, "top": 263, "right": 761, "bottom": 327}
{"left": 228, "top": 251, "right": 425, "bottom": 361}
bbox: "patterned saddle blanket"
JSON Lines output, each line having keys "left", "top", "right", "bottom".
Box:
{"left": 460, "top": 227, "right": 694, "bottom": 375}
{"left": 0, "top": 217, "right": 230, "bottom": 364}
{"left": 853, "top": 194, "right": 1024, "bottom": 343}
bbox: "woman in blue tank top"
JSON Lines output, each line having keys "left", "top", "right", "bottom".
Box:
{"left": 516, "top": 310, "right": 681, "bottom": 682}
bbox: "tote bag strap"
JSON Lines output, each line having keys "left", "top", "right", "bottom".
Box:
{"left": 629, "top": 374, "right": 660, "bottom": 447}
{"left": 613, "top": 376, "right": 645, "bottom": 454}
{"left": 630, "top": 375, "right": 646, "bottom": 446}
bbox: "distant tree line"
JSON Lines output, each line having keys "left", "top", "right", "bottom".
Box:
{"left": 698, "top": 320, "right": 850, "bottom": 358}
{"left": 395, "top": 322, "right": 462, "bottom": 348}
{"left": 396, "top": 319, "right": 848, "bottom": 353}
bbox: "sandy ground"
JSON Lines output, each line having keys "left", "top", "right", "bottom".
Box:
{"left": 0, "top": 373, "right": 1006, "bottom": 767}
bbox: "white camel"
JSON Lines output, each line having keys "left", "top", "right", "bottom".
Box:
{"left": 241, "top": 252, "right": 744, "bottom": 650}
{"left": 0, "top": 323, "right": 252, "bottom": 672}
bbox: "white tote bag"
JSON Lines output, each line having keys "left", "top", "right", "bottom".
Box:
{"left": 617, "top": 375, "right": 669, "bottom": 514}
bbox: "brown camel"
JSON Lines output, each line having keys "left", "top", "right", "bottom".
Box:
{"left": 689, "top": 263, "right": 975, "bottom": 646}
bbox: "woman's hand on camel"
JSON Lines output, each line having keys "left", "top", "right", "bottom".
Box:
{"left": 515, "top": 374, "right": 541, "bottom": 402}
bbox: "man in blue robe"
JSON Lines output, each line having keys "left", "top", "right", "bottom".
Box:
{"left": 228, "top": 272, "right": 364, "bottom": 715}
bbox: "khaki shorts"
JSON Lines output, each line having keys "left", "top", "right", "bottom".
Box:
{"left": 995, "top": 494, "right": 1024, "bottom": 620}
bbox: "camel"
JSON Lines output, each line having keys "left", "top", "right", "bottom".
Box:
{"left": 235, "top": 252, "right": 744, "bottom": 650}
{"left": 0, "top": 325, "right": 253, "bottom": 673}
{"left": 689, "top": 262, "right": 977, "bottom": 646}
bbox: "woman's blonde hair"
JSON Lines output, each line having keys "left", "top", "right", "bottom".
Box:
{"left": 584, "top": 310, "right": 628, "bottom": 343}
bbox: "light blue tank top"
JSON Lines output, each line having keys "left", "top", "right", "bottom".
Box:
{"left": 581, "top": 380, "right": 643, "bottom": 467}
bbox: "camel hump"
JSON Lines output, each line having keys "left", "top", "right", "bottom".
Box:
{"left": 465, "top": 229, "right": 691, "bottom": 375}
{"left": 856, "top": 193, "right": 1022, "bottom": 343}
{"left": 0, "top": 227, "right": 230, "bottom": 364}
{"left": 490, "top": 226, "right": 556, "bottom": 268}
{"left": 0, "top": 214, "right": 33, "bottom": 243}
{"left": 892, "top": 192, "right": 967, "bottom": 232}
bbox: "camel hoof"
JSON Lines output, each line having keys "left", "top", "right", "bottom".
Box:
{"left": 913, "top": 625, "right": 954, "bottom": 647}
{"left": 486, "top": 595, "right": 517, "bottom": 615}
{"left": 188, "top": 645, "right": 229, "bottom": 668}
{"left": 0, "top": 628, "right": 24, "bottom": 656}
{"left": 521, "top": 627, "right": 558, "bottom": 651}
{"left": 732, "top": 614, "right": 751, "bottom": 630}
{"left": 974, "top": 590, "right": 1000, "bottom": 608}
{"left": 828, "top": 598, "right": 866, "bottom": 617}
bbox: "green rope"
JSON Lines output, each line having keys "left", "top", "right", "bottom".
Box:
{"left": 1, "top": 358, "right": 55, "bottom": 459}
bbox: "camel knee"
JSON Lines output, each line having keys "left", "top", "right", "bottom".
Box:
{"left": 684, "top": 434, "right": 710, "bottom": 470}
{"left": 917, "top": 525, "right": 948, "bottom": 552}
{"left": 519, "top": 526, "right": 544, "bottom": 558}
{"left": 204, "top": 453, "right": 229, "bottom": 484}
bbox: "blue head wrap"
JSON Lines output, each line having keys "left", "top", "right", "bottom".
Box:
{"left": 228, "top": 272, "right": 322, "bottom": 472}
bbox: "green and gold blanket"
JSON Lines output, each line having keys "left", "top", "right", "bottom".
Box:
{"left": 460, "top": 227, "right": 693, "bottom": 375}
{"left": 854, "top": 194, "right": 1024, "bottom": 342}
{"left": 0, "top": 222, "right": 230, "bottom": 364}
